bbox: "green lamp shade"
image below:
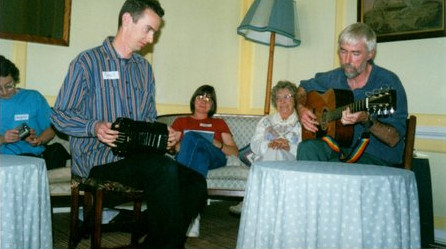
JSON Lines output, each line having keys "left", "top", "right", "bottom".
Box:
{"left": 237, "top": 0, "right": 301, "bottom": 48}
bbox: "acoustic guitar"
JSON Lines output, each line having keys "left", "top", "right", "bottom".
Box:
{"left": 302, "top": 88, "right": 396, "bottom": 147}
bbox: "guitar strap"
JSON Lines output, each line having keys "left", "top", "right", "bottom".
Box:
{"left": 321, "top": 130, "right": 370, "bottom": 163}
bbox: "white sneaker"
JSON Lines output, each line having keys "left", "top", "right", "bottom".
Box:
{"left": 186, "top": 215, "right": 200, "bottom": 237}
{"left": 229, "top": 201, "right": 243, "bottom": 215}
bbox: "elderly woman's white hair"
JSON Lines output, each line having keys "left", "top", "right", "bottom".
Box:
{"left": 271, "top": 80, "right": 298, "bottom": 108}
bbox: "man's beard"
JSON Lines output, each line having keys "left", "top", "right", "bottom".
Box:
{"left": 342, "top": 61, "right": 367, "bottom": 79}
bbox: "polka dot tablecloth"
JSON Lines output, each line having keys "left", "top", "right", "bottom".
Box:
{"left": 0, "top": 155, "right": 53, "bottom": 249}
{"left": 236, "top": 161, "right": 420, "bottom": 249}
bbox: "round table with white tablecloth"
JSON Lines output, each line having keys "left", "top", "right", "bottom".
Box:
{"left": 0, "top": 155, "right": 53, "bottom": 249}
{"left": 236, "top": 160, "right": 420, "bottom": 249}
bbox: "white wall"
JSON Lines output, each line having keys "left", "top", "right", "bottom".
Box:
{"left": 153, "top": 0, "right": 241, "bottom": 109}
{"left": 376, "top": 38, "right": 446, "bottom": 115}
{"left": 0, "top": 41, "right": 13, "bottom": 60}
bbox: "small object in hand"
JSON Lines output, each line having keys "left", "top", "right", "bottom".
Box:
{"left": 17, "top": 123, "right": 31, "bottom": 139}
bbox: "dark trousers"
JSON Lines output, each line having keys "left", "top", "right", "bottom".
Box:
{"left": 88, "top": 153, "right": 207, "bottom": 249}
{"left": 20, "top": 142, "right": 70, "bottom": 170}
{"left": 297, "top": 139, "right": 391, "bottom": 166}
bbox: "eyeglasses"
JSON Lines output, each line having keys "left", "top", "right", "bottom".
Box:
{"left": 195, "top": 94, "right": 213, "bottom": 103}
{"left": 0, "top": 81, "right": 15, "bottom": 94}
{"left": 275, "top": 94, "right": 293, "bottom": 101}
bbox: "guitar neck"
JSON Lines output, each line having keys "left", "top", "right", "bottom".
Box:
{"left": 328, "top": 99, "right": 368, "bottom": 121}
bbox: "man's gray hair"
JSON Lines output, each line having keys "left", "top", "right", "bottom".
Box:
{"left": 338, "top": 22, "right": 377, "bottom": 52}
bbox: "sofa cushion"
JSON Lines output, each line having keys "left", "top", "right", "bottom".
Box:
{"left": 207, "top": 165, "right": 250, "bottom": 190}
{"left": 48, "top": 167, "right": 71, "bottom": 183}
{"left": 48, "top": 167, "right": 71, "bottom": 196}
{"left": 219, "top": 115, "right": 261, "bottom": 148}
{"left": 47, "top": 164, "right": 252, "bottom": 196}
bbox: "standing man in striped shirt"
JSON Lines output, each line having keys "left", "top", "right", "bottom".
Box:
{"left": 51, "top": 0, "right": 207, "bottom": 248}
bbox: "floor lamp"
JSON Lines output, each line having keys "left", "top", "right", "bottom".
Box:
{"left": 237, "top": 0, "right": 301, "bottom": 114}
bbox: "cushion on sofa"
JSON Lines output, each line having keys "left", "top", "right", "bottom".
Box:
{"left": 48, "top": 167, "right": 71, "bottom": 196}
{"left": 207, "top": 165, "right": 250, "bottom": 190}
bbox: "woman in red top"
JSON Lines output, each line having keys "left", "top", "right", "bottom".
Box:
{"left": 171, "top": 85, "right": 238, "bottom": 177}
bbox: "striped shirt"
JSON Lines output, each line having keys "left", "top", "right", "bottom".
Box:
{"left": 51, "top": 37, "right": 157, "bottom": 177}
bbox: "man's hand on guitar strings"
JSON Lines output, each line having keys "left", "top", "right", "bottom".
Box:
{"left": 95, "top": 121, "right": 119, "bottom": 147}
{"left": 298, "top": 106, "right": 318, "bottom": 133}
{"left": 341, "top": 107, "right": 369, "bottom": 125}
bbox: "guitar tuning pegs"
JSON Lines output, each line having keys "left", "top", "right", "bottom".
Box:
{"left": 369, "top": 106, "right": 376, "bottom": 115}
{"left": 380, "top": 85, "right": 390, "bottom": 92}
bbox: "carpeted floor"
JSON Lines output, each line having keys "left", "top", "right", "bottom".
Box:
{"left": 52, "top": 200, "right": 241, "bottom": 249}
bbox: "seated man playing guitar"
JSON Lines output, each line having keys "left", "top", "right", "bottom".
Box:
{"left": 296, "top": 22, "right": 408, "bottom": 167}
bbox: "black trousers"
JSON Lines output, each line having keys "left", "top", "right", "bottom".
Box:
{"left": 20, "top": 142, "right": 70, "bottom": 170}
{"left": 88, "top": 153, "right": 208, "bottom": 249}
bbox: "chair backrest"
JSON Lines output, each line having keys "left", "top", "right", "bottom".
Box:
{"left": 403, "top": 115, "right": 417, "bottom": 170}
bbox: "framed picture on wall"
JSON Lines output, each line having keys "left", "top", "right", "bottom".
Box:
{"left": 357, "top": 0, "right": 445, "bottom": 42}
{"left": 0, "top": 0, "right": 71, "bottom": 46}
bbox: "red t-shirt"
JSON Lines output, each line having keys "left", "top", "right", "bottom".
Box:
{"left": 171, "top": 116, "right": 232, "bottom": 143}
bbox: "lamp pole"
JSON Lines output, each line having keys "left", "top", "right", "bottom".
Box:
{"left": 237, "top": 0, "right": 300, "bottom": 114}
{"left": 264, "top": 32, "right": 276, "bottom": 115}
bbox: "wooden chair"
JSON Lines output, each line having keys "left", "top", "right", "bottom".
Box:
{"left": 69, "top": 175, "right": 145, "bottom": 249}
{"left": 402, "top": 115, "right": 417, "bottom": 170}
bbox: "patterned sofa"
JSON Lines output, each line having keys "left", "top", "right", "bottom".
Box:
{"left": 47, "top": 113, "right": 263, "bottom": 202}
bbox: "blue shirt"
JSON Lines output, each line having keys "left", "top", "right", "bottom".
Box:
{"left": 299, "top": 64, "right": 408, "bottom": 165}
{"left": 51, "top": 37, "right": 157, "bottom": 177}
{"left": 1, "top": 89, "right": 51, "bottom": 155}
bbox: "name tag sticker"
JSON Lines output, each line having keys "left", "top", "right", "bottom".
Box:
{"left": 199, "top": 123, "right": 212, "bottom": 128}
{"left": 15, "top": 114, "right": 29, "bottom": 121}
{"left": 102, "top": 71, "right": 120, "bottom": 80}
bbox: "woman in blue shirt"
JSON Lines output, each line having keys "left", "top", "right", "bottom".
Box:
{"left": 0, "top": 55, "right": 68, "bottom": 169}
